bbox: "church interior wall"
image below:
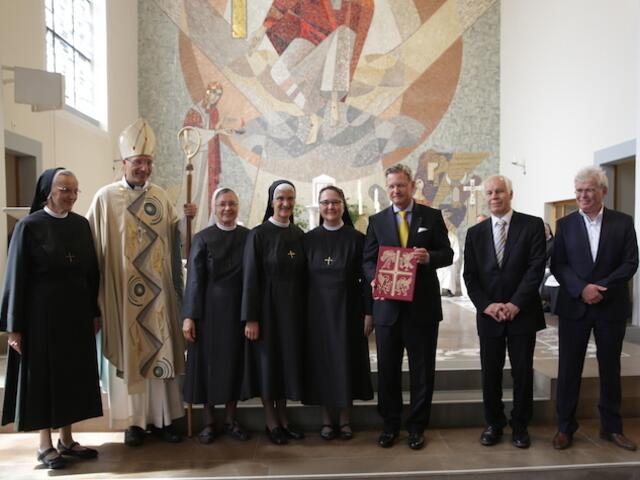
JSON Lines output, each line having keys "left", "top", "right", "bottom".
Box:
{"left": 0, "top": 0, "right": 139, "bottom": 274}
{"left": 138, "top": 0, "right": 501, "bottom": 240}
{"left": 500, "top": 0, "right": 638, "bottom": 220}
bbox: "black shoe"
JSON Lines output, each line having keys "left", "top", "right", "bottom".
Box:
{"left": 151, "top": 425, "right": 183, "bottom": 443}
{"left": 378, "top": 430, "right": 398, "bottom": 448}
{"left": 282, "top": 424, "right": 305, "bottom": 440}
{"left": 224, "top": 420, "right": 250, "bottom": 441}
{"left": 124, "top": 426, "right": 145, "bottom": 447}
{"left": 338, "top": 424, "right": 353, "bottom": 441}
{"left": 57, "top": 440, "right": 98, "bottom": 459}
{"left": 480, "top": 426, "right": 503, "bottom": 446}
{"left": 198, "top": 424, "right": 216, "bottom": 444}
{"left": 320, "top": 424, "right": 336, "bottom": 441}
{"left": 37, "top": 447, "right": 67, "bottom": 469}
{"left": 408, "top": 432, "right": 425, "bottom": 450}
{"left": 266, "top": 426, "right": 288, "bottom": 445}
{"left": 512, "top": 431, "right": 531, "bottom": 449}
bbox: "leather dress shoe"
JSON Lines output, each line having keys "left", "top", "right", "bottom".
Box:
{"left": 124, "top": 426, "right": 145, "bottom": 447}
{"left": 599, "top": 432, "right": 638, "bottom": 451}
{"left": 480, "top": 426, "right": 503, "bottom": 446}
{"left": 378, "top": 430, "right": 398, "bottom": 448}
{"left": 408, "top": 432, "right": 425, "bottom": 450}
{"left": 338, "top": 424, "right": 353, "bottom": 440}
{"left": 512, "top": 431, "right": 531, "bottom": 449}
{"left": 552, "top": 431, "right": 573, "bottom": 450}
{"left": 282, "top": 424, "right": 305, "bottom": 440}
{"left": 265, "top": 426, "right": 288, "bottom": 445}
{"left": 151, "top": 425, "right": 183, "bottom": 443}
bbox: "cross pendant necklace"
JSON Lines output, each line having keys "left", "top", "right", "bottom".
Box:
{"left": 65, "top": 252, "right": 76, "bottom": 263}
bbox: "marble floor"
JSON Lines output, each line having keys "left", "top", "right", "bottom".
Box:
{"left": 1, "top": 298, "right": 639, "bottom": 479}
{"left": 1, "top": 419, "right": 639, "bottom": 479}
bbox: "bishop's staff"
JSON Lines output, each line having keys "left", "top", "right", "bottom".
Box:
{"left": 177, "top": 126, "right": 202, "bottom": 258}
{"left": 177, "top": 126, "right": 201, "bottom": 438}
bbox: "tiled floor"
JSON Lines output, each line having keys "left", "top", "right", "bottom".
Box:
{"left": 0, "top": 419, "right": 639, "bottom": 479}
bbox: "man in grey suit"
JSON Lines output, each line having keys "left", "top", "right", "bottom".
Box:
{"left": 363, "top": 164, "right": 453, "bottom": 450}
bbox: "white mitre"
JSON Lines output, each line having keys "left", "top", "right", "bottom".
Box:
{"left": 119, "top": 118, "right": 156, "bottom": 159}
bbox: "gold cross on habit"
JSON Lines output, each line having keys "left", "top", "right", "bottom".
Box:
{"left": 287, "top": 250, "right": 296, "bottom": 259}
{"left": 324, "top": 256, "right": 334, "bottom": 265}
{"left": 65, "top": 252, "right": 75, "bottom": 263}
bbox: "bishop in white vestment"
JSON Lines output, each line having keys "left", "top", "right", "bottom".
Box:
{"left": 87, "top": 118, "right": 192, "bottom": 445}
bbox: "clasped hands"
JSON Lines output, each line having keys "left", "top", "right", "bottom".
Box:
{"left": 483, "top": 302, "right": 520, "bottom": 322}
{"left": 581, "top": 283, "right": 607, "bottom": 305}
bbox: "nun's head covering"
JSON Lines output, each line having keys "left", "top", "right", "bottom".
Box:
{"left": 207, "top": 187, "right": 239, "bottom": 226}
{"left": 30, "top": 167, "right": 65, "bottom": 214}
{"left": 318, "top": 185, "right": 354, "bottom": 228}
{"left": 263, "top": 180, "right": 296, "bottom": 223}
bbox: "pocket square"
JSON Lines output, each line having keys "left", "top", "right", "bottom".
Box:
{"left": 418, "top": 227, "right": 429, "bottom": 233}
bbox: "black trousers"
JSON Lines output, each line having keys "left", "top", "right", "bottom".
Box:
{"left": 375, "top": 314, "right": 439, "bottom": 434}
{"left": 479, "top": 333, "right": 537, "bottom": 432}
{"left": 556, "top": 311, "right": 626, "bottom": 434}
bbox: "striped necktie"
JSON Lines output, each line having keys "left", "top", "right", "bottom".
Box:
{"left": 398, "top": 210, "right": 409, "bottom": 247}
{"left": 494, "top": 219, "right": 507, "bottom": 267}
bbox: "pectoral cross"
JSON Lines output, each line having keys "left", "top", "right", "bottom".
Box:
{"left": 65, "top": 252, "right": 76, "bottom": 263}
{"left": 287, "top": 250, "right": 296, "bottom": 259}
{"left": 324, "top": 256, "right": 334, "bottom": 266}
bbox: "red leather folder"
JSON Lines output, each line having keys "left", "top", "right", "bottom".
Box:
{"left": 373, "top": 246, "right": 419, "bottom": 301}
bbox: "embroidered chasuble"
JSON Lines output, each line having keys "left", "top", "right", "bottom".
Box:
{"left": 87, "top": 181, "right": 185, "bottom": 396}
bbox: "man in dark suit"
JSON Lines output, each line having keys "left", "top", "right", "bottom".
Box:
{"left": 463, "top": 175, "right": 546, "bottom": 449}
{"left": 363, "top": 164, "right": 453, "bottom": 450}
{"left": 551, "top": 166, "right": 638, "bottom": 451}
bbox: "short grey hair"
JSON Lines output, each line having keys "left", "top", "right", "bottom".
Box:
{"left": 575, "top": 166, "right": 608, "bottom": 189}
{"left": 385, "top": 163, "right": 413, "bottom": 181}
{"left": 483, "top": 174, "right": 513, "bottom": 193}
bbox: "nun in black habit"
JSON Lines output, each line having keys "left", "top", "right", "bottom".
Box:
{"left": 182, "top": 188, "right": 250, "bottom": 444}
{"left": 1, "top": 168, "right": 102, "bottom": 469}
{"left": 241, "top": 180, "right": 306, "bottom": 445}
{"left": 302, "top": 186, "right": 374, "bottom": 441}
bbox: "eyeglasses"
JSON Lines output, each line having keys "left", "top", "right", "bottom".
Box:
{"left": 319, "top": 200, "right": 343, "bottom": 207}
{"left": 126, "top": 158, "right": 154, "bottom": 168}
{"left": 575, "top": 188, "right": 598, "bottom": 195}
{"left": 215, "top": 201, "right": 238, "bottom": 208}
{"left": 56, "top": 186, "right": 81, "bottom": 195}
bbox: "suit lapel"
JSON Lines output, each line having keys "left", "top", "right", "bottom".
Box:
{"left": 501, "top": 212, "right": 523, "bottom": 267}
{"left": 407, "top": 206, "right": 422, "bottom": 247}
{"left": 593, "top": 207, "right": 609, "bottom": 268}
{"left": 385, "top": 206, "right": 400, "bottom": 247}
{"left": 573, "top": 211, "right": 595, "bottom": 267}
{"left": 483, "top": 219, "right": 499, "bottom": 268}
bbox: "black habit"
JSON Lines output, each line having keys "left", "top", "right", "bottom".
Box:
{"left": 1, "top": 211, "right": 102, "bottom": 431}
{"left": 182, "top": 225, "right": 249, "bottom": 405}
{"left": 303, "top": 225, "right": 373, "bottom": 408}
{"left": 241, "top": 221, "right": 306, "bottom": 401}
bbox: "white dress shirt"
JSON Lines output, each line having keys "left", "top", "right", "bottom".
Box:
{"left": 578, "top": 207, "right": 603, "bottom": 262}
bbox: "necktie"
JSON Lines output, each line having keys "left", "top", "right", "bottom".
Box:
{"left": 494, "top": 219, "right": 507, "bottom": 267}
{"left": 398, "top": 210, "right": 409, "bottom": 247}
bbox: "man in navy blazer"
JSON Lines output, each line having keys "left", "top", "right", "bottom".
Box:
{"left": 363, "top": 164, "right": 453, "bottom": 450}
{"left": 551, "top": 166, "right": 638, "bottom": 451}
{"left": 464, "top": 175, "right": 546, "bottom": 449}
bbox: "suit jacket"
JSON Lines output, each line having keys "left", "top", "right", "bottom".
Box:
{"left": 463, "top": 212, "right": 546, "bottom": 337}
{"left": 551, "top": 208, "right": 638, "bottom": 321}
{"left": 363, "top": 203, "right": 453, "bottom": 326}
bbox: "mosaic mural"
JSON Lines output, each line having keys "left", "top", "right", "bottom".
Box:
{"left": 139, "top": 0, "right": 499, "bottom": 238}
